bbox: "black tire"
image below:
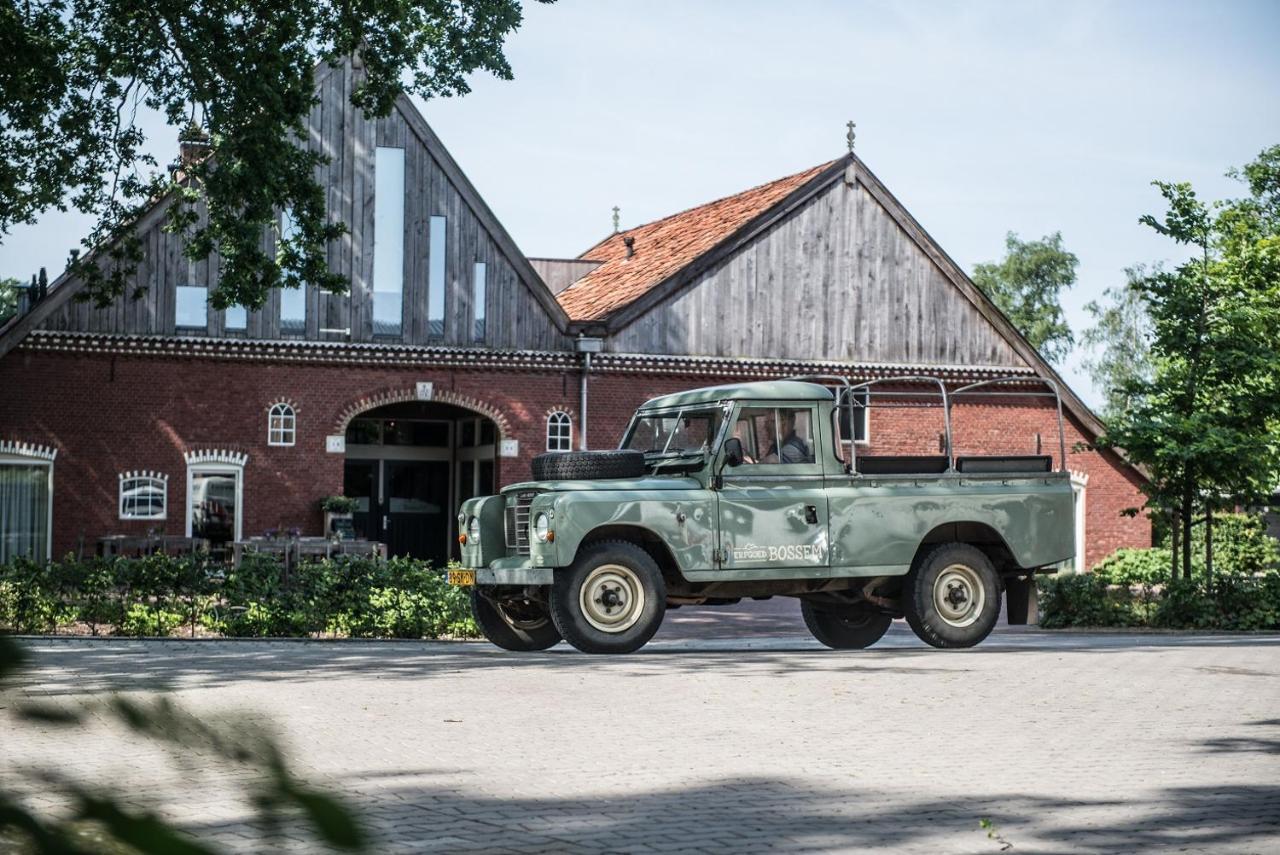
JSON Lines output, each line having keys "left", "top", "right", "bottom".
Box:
{"left": 471, "top": 589, "right": 561, "bottom": 652}
{"left": 548, "top": 540, "right": 666, "bottom": 654}
{"left": 801, "top": 601, "right": 893, "bottom": 649}
{"left": 903, "top": 543, "right": 1002, "bottom": 649}
{"left": 532, "top": 450, "right": 646, "bottom": 481}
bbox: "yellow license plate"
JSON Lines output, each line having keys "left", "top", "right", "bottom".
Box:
{"left": 448, "top": 569, "right": 476, "bottom": 587}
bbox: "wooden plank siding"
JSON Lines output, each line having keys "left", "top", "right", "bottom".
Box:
{"left": 35, "top": 59, "right": 570, "bottom": 353}
{"left": 604, "top": 178, "right": 1027, "bottom": 368}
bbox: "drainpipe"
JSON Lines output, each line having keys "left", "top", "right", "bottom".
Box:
{"left": 575, "top": 334, "right": 603, "bottom": 451}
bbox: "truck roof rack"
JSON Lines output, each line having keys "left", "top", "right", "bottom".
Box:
{"left": 780, "top": 373, "right": 1067, "bottom": 475}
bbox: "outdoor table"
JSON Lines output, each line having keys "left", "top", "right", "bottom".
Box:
{"left": 98, "top": 535, "right": 209, "bottom": 558}
{"left": 232, "top": 537, "right": 387, "bottom": 568}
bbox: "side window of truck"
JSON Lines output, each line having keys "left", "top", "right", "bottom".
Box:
{"left": 733, "top": 407, "right": 815, "bottom": 465}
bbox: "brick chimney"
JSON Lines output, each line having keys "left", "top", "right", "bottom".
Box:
{"left": 169, "top": 122, "right": 211, "bottom": 182}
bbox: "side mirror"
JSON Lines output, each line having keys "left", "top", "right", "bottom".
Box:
{"left": 722, "top": 437, "right": 745, "bottom": 468}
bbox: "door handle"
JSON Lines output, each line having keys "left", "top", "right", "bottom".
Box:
{"left": 382, "top": 515, "right": 389, "bottom": 530}
{"left": 804, "top": 505, "right": 818, "bottom": 525}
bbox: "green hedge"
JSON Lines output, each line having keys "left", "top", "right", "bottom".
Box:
{"left": 1043, "top": 512, "right": 1280, "bottom": 631}
{"left": 1040, "top": 571, "right": 1280, "bottom": 630}
{"left": 0, "top": 554, "right": 477, "bottom": 639}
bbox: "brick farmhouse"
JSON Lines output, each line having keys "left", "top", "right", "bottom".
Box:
{"left": 0, "top": 60, "right": 1150, "bottom": 569}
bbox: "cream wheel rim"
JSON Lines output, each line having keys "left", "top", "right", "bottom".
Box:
{"left": 580, "top": 564, "right": 645, "bottom": 633}
{"left": 933, "top": 563, "right": 985, "bottom": 628}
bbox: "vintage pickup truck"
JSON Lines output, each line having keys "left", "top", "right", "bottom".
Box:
{"left": 451, "top": 377, "right": 1074, "bottom": 654}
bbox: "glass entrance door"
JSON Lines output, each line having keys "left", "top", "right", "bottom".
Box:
{"left": 385, "top": 460, "right": 450, "bottom": 565}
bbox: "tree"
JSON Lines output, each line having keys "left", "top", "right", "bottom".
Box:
{"left": 972, "top": 232, "right": 1078, "bottom": 363}
{"left": 0, "top": 0, "right": 547, "bottom": 311}
{"left": 1081, "top": 265, "right": 1155, "bottom": 420}
{"left": 1098, "top": 145, "right": 1280, "bottom": 583}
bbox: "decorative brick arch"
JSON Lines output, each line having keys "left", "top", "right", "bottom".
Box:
{"left": 333, "top": 387, "right": 513, "bottom": 439}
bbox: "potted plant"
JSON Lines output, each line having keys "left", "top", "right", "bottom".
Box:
{"left": 320, "top": 495, "right": 358, "bottom": 541}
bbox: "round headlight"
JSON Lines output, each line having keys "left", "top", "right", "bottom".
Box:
{"left": 467, "top": 516, "right": 481, "bottom": 542}
{"left": 533, "top": 512, "right": 551, "bottom": 542}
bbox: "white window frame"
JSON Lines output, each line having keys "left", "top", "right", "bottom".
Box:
{"left": 0, "top": 441, "right": 55, "bottom": 563}
{"left": 1070, "top": 471, "right": 1088, "bottom": 572}
{"left": 118, "top": 471, "right": 168, "bottom": 520}
{"left": 267, "top": 402, "right": 297, "bottom": 447}
{"left": 546, "top": 411, "right": 573, "bottom": 452}
{"left": 184, "top": 450, "right": 247, "bottom": 544}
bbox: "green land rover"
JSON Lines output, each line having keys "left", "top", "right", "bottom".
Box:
{"left": 450, "top": 376, "right": 1074, "bottom": 654}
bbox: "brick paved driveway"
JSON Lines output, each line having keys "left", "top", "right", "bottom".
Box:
{"left": 4, "top": 605, "right": 1279, "bottom": 854}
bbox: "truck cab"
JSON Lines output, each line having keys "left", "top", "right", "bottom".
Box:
{"left": 454, "top": 377, "right": 1074, "bottom": 654}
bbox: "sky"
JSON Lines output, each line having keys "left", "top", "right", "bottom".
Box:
{"left": 2, "top": 0, "right": 1278, "bottom": 408}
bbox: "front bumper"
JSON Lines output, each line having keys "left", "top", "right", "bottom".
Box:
{"left": 468, "top": 557, "right": 554, "bottom": 586}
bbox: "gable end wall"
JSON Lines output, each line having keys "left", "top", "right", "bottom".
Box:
{"left": 605, "top": 178, "right": 1027, "bottom": 367}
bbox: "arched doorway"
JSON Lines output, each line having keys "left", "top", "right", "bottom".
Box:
{"left": 342, "top": 401, "right": 497, "bottom": 565}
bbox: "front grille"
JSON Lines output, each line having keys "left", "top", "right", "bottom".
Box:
{"left": 504, "top": 491, "right": 537, "bottom": 555}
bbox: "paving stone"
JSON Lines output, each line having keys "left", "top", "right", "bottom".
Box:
{"left": 3, "top": 624, "right": 1279, "bottom": 853}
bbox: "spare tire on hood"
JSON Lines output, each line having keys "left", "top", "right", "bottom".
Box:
{"left": 531, "top": 450, "right": 646, "bottom": 481}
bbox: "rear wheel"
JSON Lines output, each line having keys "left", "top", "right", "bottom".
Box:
{"left": 903, "top": 543, "right": 1001, "bottom": 648}
{"left": 549, "top": 541, "right": 666, "bottom": 654}
{"left": 471, "top": 589, "right": 561, "bottom": 651}
{"left": 801, "top": 601, "right": 892, "bottom": 649}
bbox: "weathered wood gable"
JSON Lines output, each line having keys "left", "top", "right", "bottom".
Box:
{"left": 604, "top": 171, "right": 1027, "bottom": 368}
{"left": 37, "top": 60, "right": 569, "bottom": 351}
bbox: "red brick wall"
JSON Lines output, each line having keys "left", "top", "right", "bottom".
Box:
{"left": 0, "top": 349, "right": 1149, "bottom": 568}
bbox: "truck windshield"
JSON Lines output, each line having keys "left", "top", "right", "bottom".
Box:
{"left": 623, "top": 408, "right": 722, "bottom": 458}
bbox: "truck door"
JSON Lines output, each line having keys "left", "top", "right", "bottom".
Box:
{"left": 716, "top": 404, "right": 830, "bottom": 577}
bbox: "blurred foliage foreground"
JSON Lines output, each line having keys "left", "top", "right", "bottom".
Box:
{"left": 0, "top": 635, "right": 367, "bottom": 853}
{"left": 0, "top": 554, "right": 477, "bottom": 639}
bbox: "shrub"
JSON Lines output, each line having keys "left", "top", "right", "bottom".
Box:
{"left": 1039, "top": 569, "right": 1280, "bottom": 631}
{"left": 1193, "top": 513, "right": 1280, "bottom": 576}
{"left": 1039, "top": 572, "right": 1146, "bottom": 628}
{"left": 119, "top": 603, "right": 184, "bottom": 637}
{"left": 1091, "top": 548, "right": 1173, "bottom": 586}
{"left": 0, "top": 558, "right": 62, "bottom": 633}
{"left": 0, "top": 552, "right": 478, "bottom": 639}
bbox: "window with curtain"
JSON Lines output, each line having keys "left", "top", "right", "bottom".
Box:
{"left": 0, "top": 463, "right": 51, "bottom": 563}
{"left": 268, "top": 402, "right": 296, "bottom": 446}
{"left": 546, "top": 411, "right": 572, "bottom": 452}
{"left": 119, "top": 474, "right": 167, "bottom": 519}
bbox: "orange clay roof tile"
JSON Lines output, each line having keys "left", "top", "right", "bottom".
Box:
{"left": 556, "top": 159, "right": 838, "bottom": 322}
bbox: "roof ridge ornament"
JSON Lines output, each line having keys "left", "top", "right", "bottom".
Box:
{"left": 846, "top": 120, "right": 856, "bottom": 154}
{"left": 612, "top": 206, "right": 620, "bottom": 234}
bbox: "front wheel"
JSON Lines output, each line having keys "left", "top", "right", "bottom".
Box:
{"left": 801, "top": 601, "right": 893, "bottom": 649}
{"left": 548, "top": 541, "right": 666, "bottom": 654}
{"left": 471, "top": 589, "right": 562, "bottom": 651}
{"left": 903, "top": 543, "right": 1002, "bottom": 648}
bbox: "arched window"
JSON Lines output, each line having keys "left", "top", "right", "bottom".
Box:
{"left": 268, "top": 402, "right": 296, "bottom": 446}
{"left": 546, "top": 411, "right": 573, "bottom": 452}
{"left": 119, "top": 472, "right": 167, "bottom": 520}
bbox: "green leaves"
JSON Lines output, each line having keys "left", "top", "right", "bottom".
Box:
{"left": 972, "top": 231, "right": 1078, "bottom": 364}
{"left": 1082, "top": 265, "right": 1156, "bottom": 420}
{"left": 1, "top": 0, "right": 542, "bottom": 310}
{"left": 1097, "top": 145, "right": 1280, "bottom": 578}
